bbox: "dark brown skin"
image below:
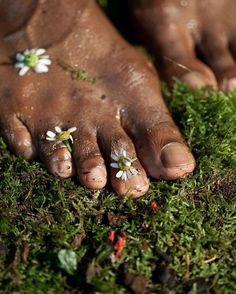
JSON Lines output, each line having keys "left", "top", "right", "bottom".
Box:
{"left": 130, "top": 0, "right": 236, "bottom": 91}
{"left": 0, "top": 0, "right": 195, "bottom": 198}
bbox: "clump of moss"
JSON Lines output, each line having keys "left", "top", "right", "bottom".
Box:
{"left": 58, "top": 61, "right": 96, "bottom": 84}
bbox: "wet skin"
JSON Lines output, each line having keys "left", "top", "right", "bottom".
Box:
{"left": 130, "top": 0, "right": 236, "bottom": 91}
{"left": 0, "top": 0, "right": 195, "bottom": 198}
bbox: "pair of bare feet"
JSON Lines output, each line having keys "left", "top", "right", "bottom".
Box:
{"left": 0, "top": 0, "right": 235, "bottom": 198}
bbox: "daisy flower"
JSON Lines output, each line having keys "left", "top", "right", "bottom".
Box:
{"left": 15, "top": 48, "right": 51, "bottom": 76}
{"left": 46, "top": 126, "right": 77, "bottom": 152}
{"left": 110, "top": 148, "right": 138, "bottom": 181}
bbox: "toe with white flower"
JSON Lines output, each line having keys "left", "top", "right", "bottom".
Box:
{"left": 110, "top": 148, "right": 138, "bottom": 181}
{"left": 15, "top": 48, "right": 51, "bottom": 76}
{"left": 46, "top": 126, "right": 77, "bottom": 152}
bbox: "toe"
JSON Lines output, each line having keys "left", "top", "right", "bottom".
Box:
{"left": 127, "top": 107, "right": 195, "bottom": 180}
{"left": 72, "top": 127, "right": 107, "bottom": 189}
{"left": 36, "top": 125, "right": 75, "bottom": 178}
{"left": 0, "top": 115, "right": 36, "bottom": 160}
{"left": 181, "top": 70, "right": 217, "bottom": 90}
{"left": 98, "top": 122, "right": 149, "bottom": 198}
{"left": 199, "top": 30, "right": 236, "bottom": 91}
{"left": 111, "top": 162, "right": 149, "bottom": 199}
{"left": 139, "top": 22, "right": 217, "bottom": 89}
{"left": 159, "top": 142, "right": 195, "bottom": 179}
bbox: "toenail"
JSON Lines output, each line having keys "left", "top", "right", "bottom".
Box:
{"left": 128, "top": 174, "right": 149, "bottom": 193}
{"left": 54, "top": 160, "right": 72, "bottom": 177}
{"left": 222, "top": 78, "right": 236, "bottom": 92}
{"left": 22, "top": 146, "right": 36, "bottom": 160}
{"left": 160, "top": 142, "right": 195, "bottom": 169}
{"left": 80, "top": 165, "right": 107, "bottom": 189}
{"left": 182, "top": 72, "right": 213, "bottom": 89}
{"left": 84, "top": 166, "right": 107, "bottom": 182}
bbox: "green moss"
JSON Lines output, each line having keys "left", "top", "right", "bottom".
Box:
{"left": 58, "top": 61, "right": 96, "bottom": 84}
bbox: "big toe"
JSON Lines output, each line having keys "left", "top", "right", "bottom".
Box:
{"left": 130, "top": 117, "right": 195, "bottom": 180}
{"left": 159, "top": 142, "right": 195, "bottom": 179}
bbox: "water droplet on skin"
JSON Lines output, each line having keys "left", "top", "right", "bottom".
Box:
{"left": 187, "top": 19, "right": 197, "bottom": 30}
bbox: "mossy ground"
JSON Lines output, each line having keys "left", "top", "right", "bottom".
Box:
{"left": 0, "top": 2, "right": 236, "bottom": 293}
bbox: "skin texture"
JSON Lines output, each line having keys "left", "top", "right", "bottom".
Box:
{"left": 130, "top": 0, "right": 236, "bottom": 91}
{"left": 0, "top": 0, "right": 195, "bottom": 198}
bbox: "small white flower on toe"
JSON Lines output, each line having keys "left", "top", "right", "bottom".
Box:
{"left": 110, "top": 148, "right": 138, "bottom": 181}
{"left": 46, "top": 126, "right": 77, "bottom": 152}
{"left": 15, "top": 48, "right": 51, "bottom": 76}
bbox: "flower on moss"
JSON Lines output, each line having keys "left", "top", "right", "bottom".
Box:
{"left": 110, "top": 148, "right": 138, "bottom": 181}
{"left": 46, "top": 126, "right": 77, "bottom": 152}
{"left": 15, "top": 48, "right": 51, "bottom": 76}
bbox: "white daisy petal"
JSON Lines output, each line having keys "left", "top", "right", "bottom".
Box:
{"left": 68, "top": 127, "right": 77, "bottom": 133}
{"left": 39, "top": 59, "right": 51, "bottom": 65}
{"left": 55, "top": 127, "right": 61, "bottom": 133}
{"left": 15, "top": 62, "right": 24, "bottom": 69}
{"left": 19, "top": 66, "right": 30, "bottom": 76}
{"left": 130, "top": 167, "right": 138, "bottom": 175}
{"left": 69, "top": 135, "right": 74, "bottom": 143}
{"left": 46, "top": 131, "right": 56, "bottom": 138}
{"left": 126, "top": 170, "right": 132, "bottom": 179}
{"left": 16, "top": 53, "right": 25, "bottom": 62}
{"left": 34, "top": 63, "right": 48, "bottom": 73}
{"left": 46, "top": 137, "right": 56, "bottom": 141}
{"left": 40, "top": 55, "right": 50, "bottom": 59}
{"left": 111, "top": 152, "right": 119, "bottom": 161}
{"left": 122, "top": 172, "right": 127, "bottom": 181}
{"left": 120, "top": 148, "right": 126, "bottom": 157}
{"left": 116, "top": 170, "right": 123, "bottom": 178}
{"left": 36, "top": 48, "right": 46, "bottom": 55}
{"left": 110, "top": 163, "right": 119, "bottom": 168}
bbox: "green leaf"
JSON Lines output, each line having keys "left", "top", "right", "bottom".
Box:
{"left": 58, "top": 249, "right": 77, "bottom": 275}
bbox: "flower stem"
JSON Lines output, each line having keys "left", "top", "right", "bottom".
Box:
{"left": 64, "top": 140, "right": 72, "bottom": 153}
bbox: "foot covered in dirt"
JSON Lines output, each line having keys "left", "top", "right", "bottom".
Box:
{"left": 0, "top": 0, "right": 195, "bottom": 198}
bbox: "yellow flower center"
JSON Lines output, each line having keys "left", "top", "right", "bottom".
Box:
{"left": 56, "top": 131, "right": 70, "bottom": 141}
{"left": 118, "top": 156, "right": 131, "bottom": 171}
{"left": 24, "top": 53, "right": 39, "bottom": 67}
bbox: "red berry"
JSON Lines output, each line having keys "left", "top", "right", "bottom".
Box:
{"left": 150, "top": 200, "right": 159, "bottom": 212}
{"left": 108, "top": 230, "right": 115, "bottom": 242}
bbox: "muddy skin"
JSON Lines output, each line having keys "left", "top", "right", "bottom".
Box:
{"left": 0, "top": 0, "right": 195, "bottom": 198}
{"left": 130, "top": 0, "right": 236, "bottom": 91}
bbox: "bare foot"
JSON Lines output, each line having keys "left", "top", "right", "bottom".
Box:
{"left": 130, "top": 0, "right": 236, "bottom": 91}
{"left": 0, "top": 0, "right": 195, "bottom": 198}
